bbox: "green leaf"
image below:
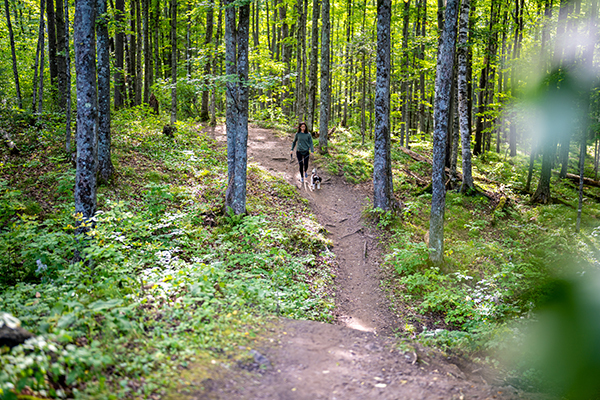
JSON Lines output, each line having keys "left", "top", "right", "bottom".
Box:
{"left": 88, "top": 299, "right": 123, "bottom": 311}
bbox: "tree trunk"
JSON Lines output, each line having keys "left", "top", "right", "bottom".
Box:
{"left": 127, "top": 5, "right": 137, "bottom": 106}
{"left": 114, "top": 0, "right": 125, "bottom": 108}
{"left": 154, "top": 0, "right": 160, "bottom": 81}
{"left": 201, "top": 0, "right": 214, "bottom": 121}
{"left": 170, "top": 0, "right": 177, "bottom": 124}
{"left": 64, "top": 0, "right": 72, "bottom": 151}
{"left": 37, "top": 0, "right": 46, "bottom": 116}
{"left": 225, "top": 0, "right": 250, "bottom": 215}
{"left": 296, "top": 0, "right": 307, "bottom": 121}
{"left": 400, "top": 0, "right": 410, "bottom": 147}
{"left": 429, "top": 0, "right": 459, "bottom": 265}
{"left": 577, "top": 0, "right": 596, "bottom": 231}
{"left": 55, "top": 0, "right": 67, "bottom": 110}
{"left": 373, "top": 0, "right": 393, "bottom": 210}
{"left": 473, "top": 0, "right": 497, "bottom": 156}
{"left": 32, "top": 0, "right": 46, "bottom": 113}
{"left": 306, "top": 0, "right": 320, "bottom": 132}
{"left": 74, "top": 0, "right": 98, "bottom": 224}
{"left": 97, "top": 0, "right": 113, "bottom": 183}
{"left": 135, "top": 0, "right": 142, "bottom": 106}
{"left": 280, "top": 2, "right": 290, "bottom": 116}
{"left": 143, "top": 0, "right": 151, "bottom": 103}
{"left": 47, "top": 0, "right": 58, "bottom": 93}
{"left": 532, "top": 133, "right": 554, "bottom": 204}
{"left": 458, "top": 0, "right": 474, "bottom": 193}
{"left": 210, "top": 3, "right": 222, "bottom": 126}
{"left": 4, "top": 0, "right": 22, "bottom": 108}
{"left": 341, "top": 0, "right": 351, "bottom": 127}
{"left": 449, "top": 79, "right": 460, "bottom": 184}
{"left": 318, "top": 0, "right": 330, "bottom": 152}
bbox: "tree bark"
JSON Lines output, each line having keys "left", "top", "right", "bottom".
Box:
{"left": 210, "top": 2, "right": 222, "bottom": 126}
{"left": 225, "top": 0, "right": 250, "bottom": 215}
{"left": 64, "top": 0, "right": 72, "bottom": 151}
{"left": 306, "top": 0, "right": 320, "bottom": 132}
{"left": 143, "top": 0, "right": 151, "bottom": 103}
{"left": 47, "top": 0, "right": 58, "bottom": 92}
{"left": 296, "top": 0, "right": 307, "bottom": 121}
{"left": 153, "top": 0, "right": 160, "bottom": 81}
{"left": 74, "top": 0, "right": 98, "bottom": 223}
{"left": 4, "top": 0, "right": 22, "bottom": 108}
{"left": 400, "top": 0, "right": 410, "bottom": 147}
{"left": 373, "top": 0, "right": 394, "bottom": 211}
{"left": 170, "top": 0, "right": 177, "bottom": 124}
{"left": 201, "top": 0, "right": 214, "bottom": 121}
{"left": 318, "top": 0, "right": 330, "bottom": 152}
{"left": 97, "top": 0, "right": 113, "bottom": 183}
{"left": 114, "top": 0, "right": 125, "bottom": 108}
{"left": 429, "top": 0, "right": 459, "bottom": 265}
{"left": 32, "top": 0, "right": 46, "bottom": 113}
{"left": 458, "top": 0, "right": 474, "bottom": 193}
{"left": 55, "top": 0, "right": 67, "bottom": 110}
{"left": 37, "top": 0, "right": 46, "bottom": 115}
{"left": 135, "top": 0, "right": 142, "bottom": 106}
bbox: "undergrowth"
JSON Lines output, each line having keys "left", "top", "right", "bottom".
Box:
{"left": 0, "top": 107, "right": 335, "bottom": 399}
{"left": 320, "top": 125, "right": 600, "bottom": 365}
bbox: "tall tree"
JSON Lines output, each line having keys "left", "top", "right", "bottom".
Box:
{"left": 400, "top": 0, "right": 410, "bottom": 147}
{"left": 74, "top": 0, "right": 98, "bottom": 224}
{"left": 55, "top": 0, "right": 67, "bottom": 110}
{"left": 47, "top": 0, "right": 58, "bottom": 93}
{"left": 65, "top": 0, "right": 73, "bottom": 151}
{"left": 4, "top": 0, "right": 22, "bottom": 108}
{"left": 135, "top": 0, "right": 142, "bottom": 106}
{"left": 97, "top": 0, "right": 113, "bottom": 183}
{"left": 170, "top": 0, "right": 177, "bottom": 124}
{"left": 306, "top": 0, "right": 319, "bottom": 132}
{"left": 114, "top": 0, "right": 126, "bottom": 108}
{"left": 201, "top": 0, "right": 214, "bottom": 121}
{"left": 32, "top": 0, "right": 46, "bottom": 113}
{"left": 458, "top": 0, "right": 474, "bottom": 193}
{"left": 143, "top": 0, "right": 151, "bottom": 103}
{"left": 373, "top": 0, "right": 394, "bottom": 210}
{"left": 225, "top": 0, "right": 250, "bottom": 215}
{"left": 429, "top": 0, "right": 459, "bottom": 265}
{"left": 318, "top": 0, "right": 330, "bottom": 152}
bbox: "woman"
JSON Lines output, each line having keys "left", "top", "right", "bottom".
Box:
{"left": 290, "top": 122, "right": 314, "bottom": 183}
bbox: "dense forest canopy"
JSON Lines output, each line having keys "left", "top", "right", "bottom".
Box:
{"left": 0, "top": 0, "right": 597, "bottom": 141}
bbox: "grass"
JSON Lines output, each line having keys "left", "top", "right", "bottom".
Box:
{"left": 0, "top": 107, "right": 336, "bottom": 399}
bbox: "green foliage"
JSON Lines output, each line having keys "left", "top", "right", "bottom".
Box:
{"left": 0, "top": 115, "right": 335, "bottom": 398}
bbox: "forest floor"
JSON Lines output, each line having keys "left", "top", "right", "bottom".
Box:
{"left": 166, "top": 126, "right": 528, "bottom": 400}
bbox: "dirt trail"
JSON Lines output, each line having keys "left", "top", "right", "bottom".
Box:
{"left": 188, "top": 125, "right": 519, "bottom": 399}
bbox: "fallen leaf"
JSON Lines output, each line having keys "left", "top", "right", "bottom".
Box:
{"left": 375, "top": 383, "right": 387, "bottom": 388}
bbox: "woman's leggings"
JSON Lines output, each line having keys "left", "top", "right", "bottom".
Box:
{"left": 296, "top": 151, "right": 310, "bottom": 176}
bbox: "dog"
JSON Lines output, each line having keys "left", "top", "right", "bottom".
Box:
{"left": 311, "top": 168, "right": 322, "bottom": 190}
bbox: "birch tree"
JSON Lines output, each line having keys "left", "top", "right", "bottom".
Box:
{"left": 429, "top": 0, "right": 459, "bottom": 265}
{"left": 373, "top": 0, "right": 394, "bottom": 210}
{"left": 74, "top": 0, "right": 98, "bottom": 224}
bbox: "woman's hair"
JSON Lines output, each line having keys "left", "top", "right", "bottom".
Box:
{"left": 297, "top": 122, "right": 308, "bottom": 133}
